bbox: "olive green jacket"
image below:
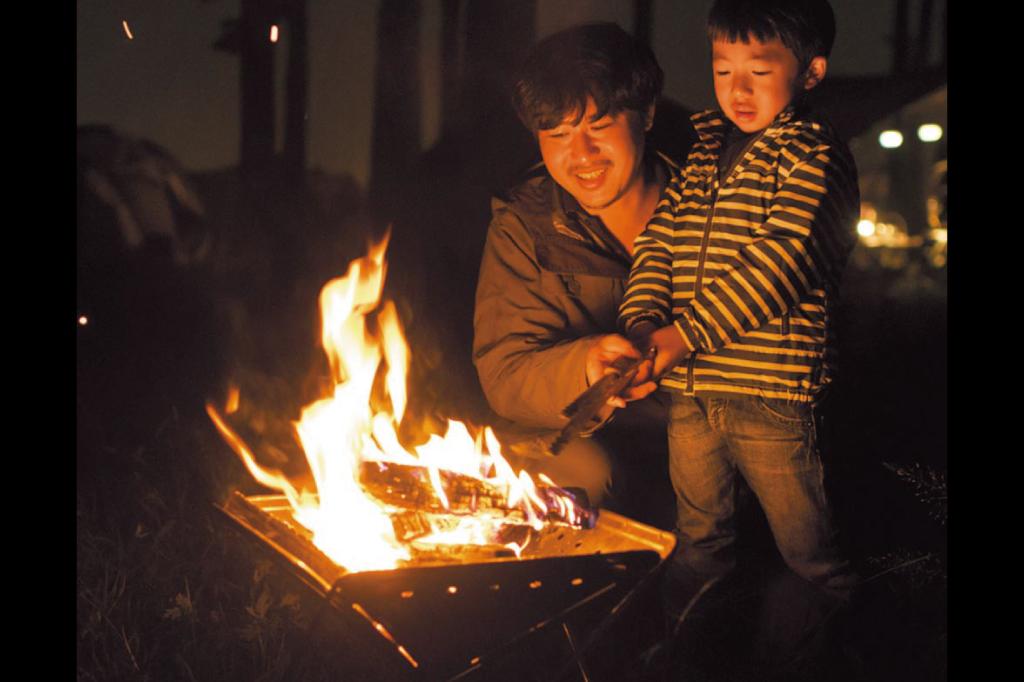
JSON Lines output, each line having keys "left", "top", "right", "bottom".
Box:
{"left": 473, "top": 156, "right": 680, "bottom": 431}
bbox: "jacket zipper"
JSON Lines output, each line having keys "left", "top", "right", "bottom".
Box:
{"left": 689, "top": 183, "right": 717, "bottom": 394}
{"left": 692, "top": 183, "right": 717, "bottom": 303}
{"left": 688, "top": 131, "right": 765, "bottom": 394}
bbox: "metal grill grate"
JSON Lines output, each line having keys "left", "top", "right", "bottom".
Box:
{"left": 219, "top": 492, "right": 676, "bottom": 680}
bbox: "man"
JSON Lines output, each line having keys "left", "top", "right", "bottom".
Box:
{"left": 472, "top": 23, "right": 693, "bottom": 519}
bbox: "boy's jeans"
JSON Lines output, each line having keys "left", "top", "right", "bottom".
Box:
{"left": 665, "top": 393, "right": 856, "bottom": 603}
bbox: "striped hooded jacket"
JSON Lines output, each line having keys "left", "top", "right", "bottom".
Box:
{"left": 619, "top": 106, "right": 859, "bottom": 403}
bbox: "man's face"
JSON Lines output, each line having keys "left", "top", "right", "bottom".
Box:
{"left": 537, "top": 98, "right": 648, "bottom": 213}
{"left": 712, "top": 36, "right": 807, "bottom": 133}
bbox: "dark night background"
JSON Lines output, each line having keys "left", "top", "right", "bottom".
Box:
{"left": 77, "top": 1, "right": 946, "bottom": 680}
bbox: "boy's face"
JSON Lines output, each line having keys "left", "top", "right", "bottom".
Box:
{"left": 711, "top": 36, "right": 824, "bottom": 133}
{"left": 537, "top": 98, "right": 650, "bottom": 213}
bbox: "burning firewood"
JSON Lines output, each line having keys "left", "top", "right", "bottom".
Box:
{"left": 391, "top": 511, "right": 547, "bottom": 561}
{"left": 362, "top": 462, "right": 597, "bottom": 531}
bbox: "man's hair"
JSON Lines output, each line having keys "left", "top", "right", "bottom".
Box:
{"left": 512, "top": 22, "right": 664, "bottom": 132}
{"left": 707, "top": 0, "right": 836, "bottom": 71}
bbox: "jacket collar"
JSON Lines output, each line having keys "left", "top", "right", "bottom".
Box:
{"left": 552, "top": 181, "right": 591, "bottom": 240}
{"left": 690, "top": 105, "right": 800, "bottom": 144}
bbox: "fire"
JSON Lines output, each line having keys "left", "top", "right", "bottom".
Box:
{"left": 208, "top": 232, "right": 585, "bottom": 573}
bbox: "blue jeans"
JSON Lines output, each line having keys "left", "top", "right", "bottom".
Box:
{"left": 666, "top": 394, "right": 856, "bottom": 601}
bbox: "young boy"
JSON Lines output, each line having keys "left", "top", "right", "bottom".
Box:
{"left": 616, "top": 0, "right": 859, "bottom": 610}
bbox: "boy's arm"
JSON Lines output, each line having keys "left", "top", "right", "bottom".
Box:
{"left": 670, "top": 139, "right": 858, "bottom": 356}
{"left": 618, "top": 182, "right": 679, "bottom": 334}
{"left": 615, "top": 178, "right": 695, "bottom": 382}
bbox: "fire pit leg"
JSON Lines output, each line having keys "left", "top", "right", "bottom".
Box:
{"left": 561, "top": 622, "right": 592, "bottom": 682}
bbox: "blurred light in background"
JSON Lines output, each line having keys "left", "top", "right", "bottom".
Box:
{"left": 122, "top": 20, "right": 133, "bottom": 40}
{"left": 917, "top": 124, "right": 943, "bottom": 142}
{"left": 927, "top": 226, "right": 948, "bottom": 267}
{"left": 879, "top": 130, "right": 904, "bottom": 149}
{"left": 79, "top": 315, "right": 89, "bottom": 326}
{"left": 875, "top": 222, "right": 898, "bottom": 239}
{"left": 270, "top": 24, "right": 279, "bottom": 43}
{"left": 854, "top": 202, "right": 915, "bottom": 252}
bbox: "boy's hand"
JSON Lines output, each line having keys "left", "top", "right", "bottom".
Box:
{"left": 585, "top": 334, "right": 658, "bottom": 409}
{"left": 628, "top": 321, "right": 692, "bottom": 379}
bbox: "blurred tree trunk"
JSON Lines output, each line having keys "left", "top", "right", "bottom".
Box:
{"left": 916, "top": 0, "right": 935, "bottom": 70}
{"left": 240, "top": 0, "right": 276, "bottom": 181}
{"left": 887, "top": 0, "right": 907, "bottom": 232}
{"left": 888, "top": 0, "right": 937, "bottom": 236}
{"left": 223, "top": 0, "right": 307, "bottom": 186}
{"left": 370, "top": 0, "right": 422, "bottom": 212}
{"left": 633, "top": 0, "right": 653, "bottom": 45}
{"left": 940, "top": 0, "right": 946, "bottom": 68}
{"left": 440, "top": 0, "right": 461, "bottom": 136}
{"left": 892, "top": 0, "right": 909, "bottom": 73}
{"left": 283, "top": 0, "right": 307, "bottom": 185}
{"left": 381, "top": 0, "right": 538, "bottom": 423}
{"left": 461, "top": 0, "right": 534, "bottom": 123}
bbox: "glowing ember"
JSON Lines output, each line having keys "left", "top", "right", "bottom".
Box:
{"left": 122, "top": 20, "right": 134, "bottom": 40}
{"left": 208, "top": 232, "right": 586, "bottom": 573}
{"left": 225, "top": 385, "right": 240, "bottom": 415}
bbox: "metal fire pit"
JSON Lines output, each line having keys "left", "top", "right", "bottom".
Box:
{"left": 219, "top": 492, "right": 676, "bottom": 681}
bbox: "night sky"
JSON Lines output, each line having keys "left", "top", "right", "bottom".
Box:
{"left": 77, "top": 0, "right": 905, "bottom": 186}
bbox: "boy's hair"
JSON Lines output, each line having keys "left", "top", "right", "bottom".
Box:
{"left": 707, "top": 0, "right": 836, "bottom": 71}
{"left": 512, "top": 23, "right": 663, "bottom": 132}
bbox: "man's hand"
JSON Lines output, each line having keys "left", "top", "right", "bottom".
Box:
{"left": 628, "top": 321, "right": 692, "bottom": 380}
{"left": 585, "top": 334, "right": 658, "bottom": 409}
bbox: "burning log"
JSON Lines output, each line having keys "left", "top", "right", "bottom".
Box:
{"left": 390, "top": 509, "right": 433, "bottom": 542}
{"left": 389, "top": 511, "right": 532, "bottom": 561}
{"left": 361, "top": 461, "right": 597, "bottom": 530}
{"left": 360, "top": 461, "right": 514, "bottom": 517}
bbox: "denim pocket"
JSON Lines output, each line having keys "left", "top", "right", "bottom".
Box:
{"left": 755, "top": 397, "right": 812, "bottom": 430}
{"left": 668, "top": 395, "right": 708, "bottom": 437}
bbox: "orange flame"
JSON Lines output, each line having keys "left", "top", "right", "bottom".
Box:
{"left": 208, "top": 232, "right": 584, "bottom": 572}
